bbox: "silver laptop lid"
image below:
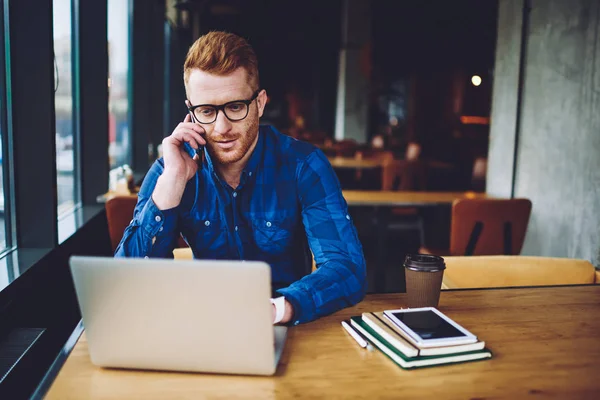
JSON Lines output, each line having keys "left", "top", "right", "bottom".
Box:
{"left": 69, "top": 256, "right": 282, "bottom": 375}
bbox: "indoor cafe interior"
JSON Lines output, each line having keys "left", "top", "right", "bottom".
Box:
{"left": 1, "top": 0, "right": 599, "bottom": 398}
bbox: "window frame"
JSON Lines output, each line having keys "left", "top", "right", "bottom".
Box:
{"left": 0, "top": 0, "right": 16, "bottom": 254}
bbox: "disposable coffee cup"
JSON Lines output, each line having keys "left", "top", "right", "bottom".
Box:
{"left": 404, "top": 254, "right": 446, "bottom": 308}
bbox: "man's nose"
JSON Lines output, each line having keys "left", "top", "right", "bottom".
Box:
{"left": 213, "top": 110, "right": 232, "bottom": 134}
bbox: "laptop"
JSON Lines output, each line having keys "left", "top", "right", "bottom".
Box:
{"left": 69, "top": 256, "right": 287, "bottom": 376}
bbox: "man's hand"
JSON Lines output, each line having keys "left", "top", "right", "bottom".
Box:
{"left": 152, "top": 114, "right": 206, "bottom": 210}
{"left": 272, "top": 299, "right": 294, "bottom": 324}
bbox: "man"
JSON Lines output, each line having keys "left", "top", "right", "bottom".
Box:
{"left": 116, "top": 31, "right": 367, "bottom": 325}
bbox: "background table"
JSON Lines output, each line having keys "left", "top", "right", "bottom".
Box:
{"left": 45, "top": 285, "right": 600, "bottom": 399}
{"left": 328, "top": 156, "right": 383, "bottom": 169}
{"left": 343, "top": 190, "right": 491, "bottom": 291}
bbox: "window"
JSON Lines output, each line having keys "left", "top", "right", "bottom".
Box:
{"left": 53, "top": 0, "right": 78, "bottom": 217}
{"left": 0, "top": 4, "right": 9, "bottom": 253}
{"left": 108, "top": 0, "right": 131, "bottom": 169}
{"left": 0, "top": 125, "right": 5, "bottom": 251}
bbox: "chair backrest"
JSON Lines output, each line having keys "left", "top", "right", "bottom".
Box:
{"left": 105, "top": 195, "right": 187, "bottom": 252}
{"left": 450, "top": 198, "right": 532, "bottom": 256}
{"left": 354, "top": 150, "right": 395, "bottom": 190}
{"left": 106, "top": 195, "right": 138, "bottom": 252}
{"left": 442, "top": 256, "right": 596, "bottom": 289}
{"left": 335, "top": 139, "right": 359, "bottom": 157}
{"left": 394, "top": 160, "right": 427, "bottom": 191}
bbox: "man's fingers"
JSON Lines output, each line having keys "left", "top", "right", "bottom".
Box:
{"left": 172, "top": 128, "right": 206, "bottom": 147}
{"left": 179, "top": 122, "right": 206, "bottom": 137}
{"left": 167, "top": 130, "right": 201, "bottom": 149}
{"left": 184, "top": 113, "right": 191, "bottom": 122}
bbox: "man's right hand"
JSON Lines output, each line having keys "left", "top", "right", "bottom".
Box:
{"left": 152, "top": 114, "right": 206, "bottom": 210}
{"left": 163, "top": 113, "right": 206, "bottom": 181}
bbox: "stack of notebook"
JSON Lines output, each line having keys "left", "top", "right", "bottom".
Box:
{"left": 347, "top": 311, "right": 492, "bottom": 369}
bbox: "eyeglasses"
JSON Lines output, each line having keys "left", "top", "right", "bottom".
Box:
{"left": 188, "top": 90, "right": 260, "bottom": 124}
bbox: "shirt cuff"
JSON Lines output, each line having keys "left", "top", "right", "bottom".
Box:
{"left": 275, "top": 286, "right": 314, "bottom": 325}
{"left": 270, "top": 296, "right": 286, "bottom": 324}
{"left": 137, "top": 197, "right": 178, "bottom": 238}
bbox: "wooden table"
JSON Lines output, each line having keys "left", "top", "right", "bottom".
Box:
{"left": 343, "top": 190, "right": 489, "bottom": 206}
{"left": 44, "top": 286, "right": 600, "bottom": 399}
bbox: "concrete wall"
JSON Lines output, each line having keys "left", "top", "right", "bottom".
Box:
{"left": 488, "top": 0, "right": 600, "bottom": 267}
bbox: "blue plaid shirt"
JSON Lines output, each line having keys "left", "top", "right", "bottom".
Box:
{"left": 115, "top": 125, "right": 367, "bottom": 324}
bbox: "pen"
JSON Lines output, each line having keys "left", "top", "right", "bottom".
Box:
{"left": 341, "top": 320, "right": 374, "bottom": 351}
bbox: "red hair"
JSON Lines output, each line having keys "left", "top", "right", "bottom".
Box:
{"left": 183, "top": 31, "right": 259, "bottom": 90}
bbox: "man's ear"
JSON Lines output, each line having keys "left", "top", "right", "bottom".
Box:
{"left": 257, "top": 89, "right": 268, "bottom": 118}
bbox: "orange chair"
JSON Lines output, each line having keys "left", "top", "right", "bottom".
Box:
{"left": 105, "top": 195, "right": 188, "bottom": 254}
{"left": 420, "top": 198, "right": 532, "bottom": 256}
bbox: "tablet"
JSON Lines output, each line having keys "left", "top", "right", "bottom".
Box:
{"left": 383, "top": 307, "right": 478, "bottom": 348}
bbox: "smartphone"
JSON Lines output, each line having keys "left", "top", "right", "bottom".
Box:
{"left": 182, "top": 141, "right": 205, "bottom": 169}
{"left": 383, "top": 307, "right": 478, "bottom": 348}
{"left": 185, "top": 109, "right": 205, "bottom": 168}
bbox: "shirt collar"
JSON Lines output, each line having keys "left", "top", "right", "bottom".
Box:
{"left": 240, "top": 126, "right": 265, "bottom": 185}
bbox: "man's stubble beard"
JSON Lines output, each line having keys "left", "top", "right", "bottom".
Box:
{"left": 208, "top": 113, "right": 259, "bottom": 165}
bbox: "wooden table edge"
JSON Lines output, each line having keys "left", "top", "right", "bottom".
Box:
{"left": 32, "top": 320, "right": 85, "bottom": 399}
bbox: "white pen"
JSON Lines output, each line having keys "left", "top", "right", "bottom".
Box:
{"left": 341, "top": 320, "right": 374, "bottom": 351}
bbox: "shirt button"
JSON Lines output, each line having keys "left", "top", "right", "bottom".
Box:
{"left": 266, "top": 221, "right": 272, "bottom": 227}
{"left": 233, "top": 192, "right": 237, "bottom": 198}
{"left": 155, "top": 215, "right": 161, "bottom": 222}
{"left": 205, "top": 220, "right": 210, "bottom": 226}
{"left": 159, "top": 227, "right": 163, "bottom": 232}
{"left": 235, "top": 226, "right": 238, "bottom": 231}
{"left": 346, "top": 214, "right": 351, "bottom": 220}
{"left": 249, "top": 172, "right": 252, "bottom": 176}
{"left": 144, "top": 256, "right": 149, "bottom": 259}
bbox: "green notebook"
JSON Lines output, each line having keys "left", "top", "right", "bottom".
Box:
{"left": 350, "top": 317, "right": 493, "bottom": 370}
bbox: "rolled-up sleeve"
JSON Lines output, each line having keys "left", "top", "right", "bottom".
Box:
{"left": 276, "top": 149, "right": 367, "bottom": 324}
{"left": 114, "top": 159, "right": 180, "bottom": 258}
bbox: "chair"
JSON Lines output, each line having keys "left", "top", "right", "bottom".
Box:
{"left": 382, "top": 142, "right": 427, "bottom": 246}
{"left": 335, "top": 139, "right": 359, "bottom": 157}
{"left": 420, "top": 198, "right": 532, "bottom": 256}
{"left": 441, "top": 255, "right": 600, "bottom": 289}
{"left": 105, "top": 195, "right": 188, "bottom": 254}
{"left": 354, "top": 149, "right": 394, "bottom": 190}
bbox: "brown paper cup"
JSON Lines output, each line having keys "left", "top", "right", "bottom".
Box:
{"left": 405, "top": 268, "right": 444, "bottom": 308}
{"left": 404, "top": 254, "right": 446, "bottom": 308}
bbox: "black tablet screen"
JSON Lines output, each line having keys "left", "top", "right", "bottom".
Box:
{"left": 391, "top": 310, "right": 466, "bottom": 339}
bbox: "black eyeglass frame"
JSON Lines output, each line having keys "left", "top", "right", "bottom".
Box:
{"left": 187, "top": 90, "right": 261, "bottom": 124}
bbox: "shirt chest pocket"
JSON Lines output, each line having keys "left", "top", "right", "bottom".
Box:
{"left": 191, "top": 216, "right": 227, "bottom": 257}
{"left": 251, "top": 218, "right": 293, "bottom": 255}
